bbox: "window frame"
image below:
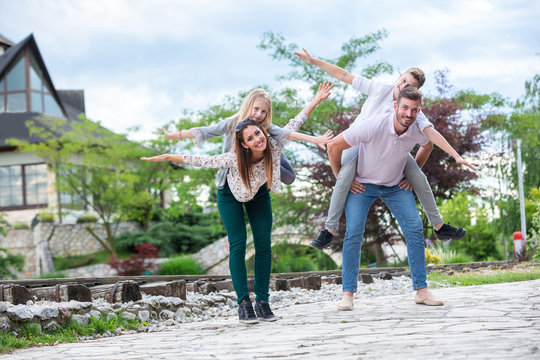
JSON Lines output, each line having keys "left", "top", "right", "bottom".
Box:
{"left": 0, "top": 47, "right": 66, "bottom": 117}
{"left": 0, "top": 162, "right": 48, "bottom": 211}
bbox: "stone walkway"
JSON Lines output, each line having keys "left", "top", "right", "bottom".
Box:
{"left": 4, "top": 279, "right": 540, "bottom": 359}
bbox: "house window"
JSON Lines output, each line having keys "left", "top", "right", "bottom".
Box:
{"left": 0, "top": 166, "right": 23, "bottom": 207}
{"left": 0, "top": 163, "right": 48, "bottom": 209}
{"left": 0, "top": 49, "right": 65, "bottom": 117}
{"left": 5, "top": 54, "right": 25, "bottom": 91}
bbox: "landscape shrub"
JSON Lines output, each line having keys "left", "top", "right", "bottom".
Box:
{"left": 13, "top": 222, "right": 30, "bottom": 230}
{"left": 108, "top": 243, "right": 158, "bottom": 276}
{"left": 115, "top": 211, "right": 226, "bottom": 256}
{"left": 158, "top": 256, "right": 204, "bottom": 275}
{"left": 37, "top": 210, "right": 55, "bottom": 223}
{"left": 76, "top": 213, "right": 98, "bottom": 223}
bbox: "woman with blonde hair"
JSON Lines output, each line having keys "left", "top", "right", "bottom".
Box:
{"left": 144, "top": 82, "right": 332, "bottom": 324}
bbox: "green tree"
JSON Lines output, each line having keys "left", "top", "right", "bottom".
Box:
{"left": 0, "top": 247, "right": 25, "bottom": 279}
{"left": 9, "top": 115, "right": 160, "bottom": 255}
{"left": 0, "top": 212, "right": 7, "bottom": 237}
{"left": 438, "top": 193, "right": 501, "bottom": 260}
{"left": 484, "top": 74, "right": 540, "bottom": 239}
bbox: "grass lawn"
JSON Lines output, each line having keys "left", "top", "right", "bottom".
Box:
{"left": 427, "top": 264, "right": 540, "bottom": 286}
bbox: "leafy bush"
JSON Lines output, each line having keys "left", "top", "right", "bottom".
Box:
{"left": 0, "top": 248, "right": 25, "bottom": 279}
{"left": 425, "top": 248, "right": 442, "bottom": 265}
{"left": 246, "top": 243, "right": 337, "bottom": 274}
{"left": 76, "top": 213, "right": 98, "bottom": 223}
{"left": 108, "top": 243, "right": 158, "bottom": 276}
{"left": 53, "top": 251, "right": 122, "bottom": 270}
{"left": 438, "top": 193, "right": 502, "bottom": 260}
{"left": 0, "top": 212, "right": 7, "bottom": 236}
{"left": 37, "top": 210, "right": 55, "bottom": 223}
{"left": 273, "top": 255, "right": 316, "bottom": 273}
{"left": 54, "top": 254, "right": 95, "bottom": 270}
{"left": 115, "top": 211, "right": 226, "bottom": 256}
{"left": 158, "top": 256, "right": 204, "bottom": 275}
{"left": 13, "top": 222, "right": 30, "bottom": 230}
{"left": 429, "top": 242, "right": 475, "bottom": 264}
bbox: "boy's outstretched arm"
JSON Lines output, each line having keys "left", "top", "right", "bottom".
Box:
{"left": 294, "top": 49, "right": 354, "bottom": 85}
{"left": 423, "top": 127, "right": 477, "bottom": 171}
{"left": 415, "top": 142, "right": 434, "bottom": 169}
{"left": 327, "top": 134, "right": 352, "bottom": 178}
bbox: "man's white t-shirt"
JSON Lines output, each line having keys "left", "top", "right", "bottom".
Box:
{"left": 351, "top": 76, "right": 432, "bottom": 132}
{"left": 342, "top": 110, "right": 430, "bottom": 187}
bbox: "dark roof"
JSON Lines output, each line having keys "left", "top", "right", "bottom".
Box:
{"left": 0, "top": 112, "right": 58, "bottom": 147}
{"left": 0, "top": 33, "right": 14, "bottom": 52}
{"left": 57, "top": 90, "right": 85, "bottom": 114}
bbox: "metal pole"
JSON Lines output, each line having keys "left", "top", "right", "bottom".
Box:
{"left": 516, "top": 139, "right": 527, "bottom": 243}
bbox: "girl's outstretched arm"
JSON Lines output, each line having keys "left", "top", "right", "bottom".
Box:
{"left": 288, "top": 130, "right": 334, "bottom": 150}
{"left": 161, "top": 117, "right": 234, "bottom": 144}
{"left": 161, "top": 128, "right": 195, "bottom": 141}
{"left": 300, "top": 81, "right": 333, "bottom": 118}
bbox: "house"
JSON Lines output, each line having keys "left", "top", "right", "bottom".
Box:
{"left": 0, "top": 33, "right": 87, "bottom": 224}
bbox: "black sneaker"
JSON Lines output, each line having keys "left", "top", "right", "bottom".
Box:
{"left": 435, "top": 223, "right": 466, "bottom": 241}
{"left": 238, "top": 298, "right": 259, "bottom": 324}
{"left": 311, "top": 229, "right": 334, "bottom": 250}
{"left": 254, "top": 300, "right": 277, "bottom": 322}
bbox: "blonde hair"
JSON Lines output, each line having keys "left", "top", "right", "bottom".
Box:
{"left": 234, "top": 119, "right": 273, "bottom": 192}
{"left": 228, "top": 89, "right": 272, "bottom": 132}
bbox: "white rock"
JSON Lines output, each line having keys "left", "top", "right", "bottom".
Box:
{"left": 7, "top": 305, "right": 34, "bottom": 321}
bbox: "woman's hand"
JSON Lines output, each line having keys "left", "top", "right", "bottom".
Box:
{"left": 315, "top": 130, "right": 334, "bottom": 150}
{"left": 314, "top": 81, "right": 333, "bottom": 103}
{"left": 161, "top": 128, "right": 180, "bottom": 141}
{"left": 140, "top": 154, "right": 170, "bottom": 162}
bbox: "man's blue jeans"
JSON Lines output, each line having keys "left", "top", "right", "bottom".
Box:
{"left": 342, "top": 184, "right": 427, "bottom": 291}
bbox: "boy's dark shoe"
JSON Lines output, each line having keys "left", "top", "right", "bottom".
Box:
{"left": 435, "top": 223, "right": 466, "bottom": 241}
{"left": 238, "top": 298, "right": 259, "bottom": 324}
{"left": 311, "top": 229, "right": 334, "bottom": 250}
{"left": 254, "top": 300, "right": 277, "bottom": 321}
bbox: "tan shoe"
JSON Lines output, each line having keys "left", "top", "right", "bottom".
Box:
{"left": 337, "top": 295, "right": 354, "bottom": 311}
{"left": 415, "top": 290, "right": 444, "bottom": 306}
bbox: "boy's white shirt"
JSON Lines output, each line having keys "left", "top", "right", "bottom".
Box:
{"left": 351, "top": 76, "right": 432, "bottom": 132}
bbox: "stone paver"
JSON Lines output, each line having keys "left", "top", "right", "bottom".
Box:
{"left": 4, "top": 280, "right": 540, "bottom": 359}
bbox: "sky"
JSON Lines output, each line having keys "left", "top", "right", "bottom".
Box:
{"left": 1, "top": 0, "right": 539, "bottom": 140}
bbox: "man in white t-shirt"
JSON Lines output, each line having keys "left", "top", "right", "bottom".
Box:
{"left": 328, "top": 87, "right": 444, "bottom": 310}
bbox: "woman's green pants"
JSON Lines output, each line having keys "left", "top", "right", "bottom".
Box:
{"left": 217, "top": 182, "right": 273, "bottom": 303}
